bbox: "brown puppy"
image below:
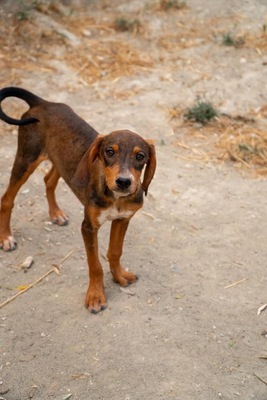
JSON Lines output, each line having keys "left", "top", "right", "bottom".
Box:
{"left": 0, "top": 87, "right": 156, "bottom": 313}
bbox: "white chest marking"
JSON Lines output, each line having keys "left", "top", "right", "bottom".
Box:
{"left": 98, "top": 206, "right": 134, "bottom": 226}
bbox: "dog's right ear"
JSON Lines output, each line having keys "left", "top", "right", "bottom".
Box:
{"left": 142, "top": 140, "right": 156, "bottom": 196}
{"left": 72, "top": 135, "right": 104, "bottom": 188}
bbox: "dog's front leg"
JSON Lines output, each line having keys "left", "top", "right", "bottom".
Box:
{"left": 81, "top": 219, "right": 107, "bottom": 313}
{"left": 107, "top": 218, "right": 138, "bottom": 287}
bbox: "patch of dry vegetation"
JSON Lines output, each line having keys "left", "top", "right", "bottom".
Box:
{"left": 1, "top": 0, "right": 267, "bottom": 173}
{"left": 170, "top": 105, "right": 267, "bottom": 174}
{"left": 0, "top": 2, "right": 154, "bottom": 85}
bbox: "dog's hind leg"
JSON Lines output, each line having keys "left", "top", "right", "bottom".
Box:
{"left": 44, "top": 164, "right": 69, "bottom": 226}
{"left": 0, "top": 154, "right": 45, "bottom": 251}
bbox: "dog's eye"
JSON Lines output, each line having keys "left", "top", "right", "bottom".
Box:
{"left": 136, "top": 152, "right": 145, "bottom": 161}
{"left": 105, "top": 148, "right": 115, "bottom": 157}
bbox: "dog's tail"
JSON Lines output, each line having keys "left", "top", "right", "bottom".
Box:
{"left": 0, "top": 87, "right": 44, "bottom": 126}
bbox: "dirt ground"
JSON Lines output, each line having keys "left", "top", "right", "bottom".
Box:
{"left": 0, "top": 0, "right": 267, "bottom": 399}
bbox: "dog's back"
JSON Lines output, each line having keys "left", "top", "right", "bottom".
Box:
{"left": 0, "top": 87, "right": 99, "bottom": 194}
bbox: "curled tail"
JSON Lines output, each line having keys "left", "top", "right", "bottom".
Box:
{"left": 0, "top": 87, "right": 44, "bottom": 126}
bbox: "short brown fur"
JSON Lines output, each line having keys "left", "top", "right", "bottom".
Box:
{"left": 0, "top": 87, "right": 156, "bottom": 313}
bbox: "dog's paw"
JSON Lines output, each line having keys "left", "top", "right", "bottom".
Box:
{"left": 0, "top": 235, "right": 17, "bottom": 252}
{"left": 50, "top": 210, "right": 69, "bottom": 226}
{"left": 85, "top": 286, "right": 107, "bottom": 314}
{"left": 112, "top": 268, "right": 138, "bottom": 287}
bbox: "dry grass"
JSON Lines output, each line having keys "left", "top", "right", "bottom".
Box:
{"left": 0, "top": 6, "right": 153, "bottom": 85}
{"left": 159, "top": 0, "right": 187, "bottom": 11}
{"left": 170, "top": 106, "right": 267, "bottom": 174}
{"left": 65, "top": 40, "right": 154, "bottom": 84}
{"left": 1, "top": 2, "right": 267, "bottom": 174}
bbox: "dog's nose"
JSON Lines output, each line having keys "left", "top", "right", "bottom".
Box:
{"left": 116, "top": 177, "right": 132, "bottom": 190}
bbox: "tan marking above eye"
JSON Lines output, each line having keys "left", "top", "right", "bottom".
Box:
{"left": 104, "top": 144, "right": 119, "bottom": 158}
{"left": 133, "top": 146, "right": 141, "bottom": 154}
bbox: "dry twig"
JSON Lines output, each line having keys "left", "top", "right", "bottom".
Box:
{"left": 253, "top": 373, "right": 267, "bottom": 386}
{"left": 224, "top": 278, "right": 247, "bottom": 289}
{"left": 0, "top": 251, "right": 73, "bottom": 309}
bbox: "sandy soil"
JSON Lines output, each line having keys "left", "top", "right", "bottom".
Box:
{"left": 0, "top": 1, "right": 267, "bottom": 399}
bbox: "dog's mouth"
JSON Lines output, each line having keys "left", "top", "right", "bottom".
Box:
{"left": 106, "top": 183, "right": 134, "bottom": 198}
{"left": 112, "top": 184, "right": 135, "bottom": 197}
{"left": 112, "top": 189, "right": 132, "bottom": 198}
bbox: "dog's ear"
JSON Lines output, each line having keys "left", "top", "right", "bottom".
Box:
{"left": 72, "top": 135, "right": 104, "bottom": 188}
{"left": 142, "top": 140, "right": 156, "bottom": 196}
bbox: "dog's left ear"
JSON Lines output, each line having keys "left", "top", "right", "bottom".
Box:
{"left": 142, "top": 140, "right": 156, "bottom": 196}
{"left": 72, "top": 135, "right": 104, "bottom": 188}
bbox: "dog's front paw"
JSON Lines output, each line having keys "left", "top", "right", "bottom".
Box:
{"left": 112, "top": 267, "right": 138, "bottom": 287}
{"left": 85, "top": 285, "right": 107, "bottom": 314}
{"left": 0, "top": 234, "right": 17, "bottom": 252}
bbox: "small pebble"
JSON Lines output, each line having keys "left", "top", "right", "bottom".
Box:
{"left": 21, "top": 256, "right": 34, "bottom": 270}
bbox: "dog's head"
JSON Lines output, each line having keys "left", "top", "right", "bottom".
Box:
{"left": 72, "top": 130, "right": 156, "bottom": 197}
